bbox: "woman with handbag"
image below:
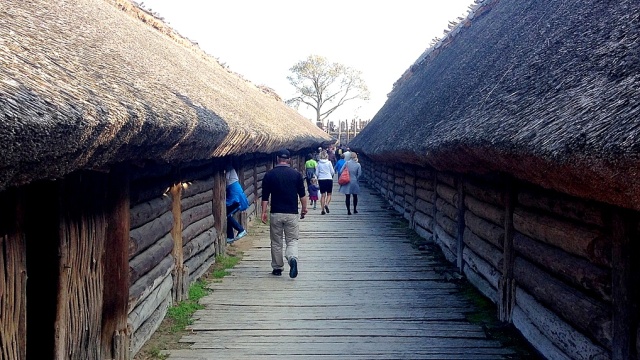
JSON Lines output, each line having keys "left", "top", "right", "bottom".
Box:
{"left": 316, "top": 150, "right": 335, "bottom": 215}
{"left": 338, "top": 151, "right": 362, "bottom": 215}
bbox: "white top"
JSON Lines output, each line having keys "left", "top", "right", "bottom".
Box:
{"left": 316, "top": 159, "right": 335, "bottom": 180}
{"left": 226, "top": 168, "right": 239, "bottom": 186}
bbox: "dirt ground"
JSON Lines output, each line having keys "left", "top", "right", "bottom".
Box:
{"left": 134, "top": 223, "right": 264, "bottom": 360}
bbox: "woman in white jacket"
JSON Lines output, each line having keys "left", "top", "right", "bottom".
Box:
{"left": 316, "top": 150, "right": 335, "bottom": 215}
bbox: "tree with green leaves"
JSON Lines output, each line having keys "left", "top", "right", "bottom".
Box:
{"left": 286, "top": 55, "right": 370, "bottom": 128}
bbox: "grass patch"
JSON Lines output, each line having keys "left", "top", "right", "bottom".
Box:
{"left": 134, "top": 252, "right": 241, "bottom": 359}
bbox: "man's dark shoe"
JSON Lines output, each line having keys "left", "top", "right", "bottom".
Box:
{"left": 289, "top": 258, "right": 298, "bottom": 278}
{"left": 272, "top": 269, "right": 282, "bottom": 276}
{"left": 325, "top": 205, "right": 330, "bottom": 213}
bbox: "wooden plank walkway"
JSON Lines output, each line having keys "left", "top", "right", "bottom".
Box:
{"left": 167, "top": 182, "right": 517, "bottom": 359}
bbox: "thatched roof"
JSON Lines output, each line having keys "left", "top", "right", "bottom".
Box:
{"left": 351, "top": 0, "right": 640, "bottom": 211}
{"left": 0, "top": 0, "right": 330, "bottom": 191}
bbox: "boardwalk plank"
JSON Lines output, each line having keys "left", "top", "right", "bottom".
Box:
{"left": 166, "top": 182, "right": 515, "bottom": 359}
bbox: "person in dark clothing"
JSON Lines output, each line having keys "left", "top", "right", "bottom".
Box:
{"left": 261, "top": 149, "right": 308, "bottom": 278}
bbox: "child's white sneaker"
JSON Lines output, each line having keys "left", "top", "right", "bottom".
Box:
{"left": 235, "top": 230, "right": 247, "bottom": 240}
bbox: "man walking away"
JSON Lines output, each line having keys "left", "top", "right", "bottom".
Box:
{"left": 261, "top": 149, "right": 308, "bottom": 278}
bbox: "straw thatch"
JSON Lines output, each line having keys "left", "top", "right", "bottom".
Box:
{"left": 351, "top": 0, "right": 640, "bottom": 211}
{"left": 0, "top": 0, "right": 330, "bottom": 191}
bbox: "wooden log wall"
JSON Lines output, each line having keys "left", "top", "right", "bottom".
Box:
{"left": 0, "top": 149, "right": 312, "bottom": 360}
{"left": 359, "top": 155, "right": 638, "bottom": 360}
{"left": 128, "top": 163, "right": 177, "bottom": 356}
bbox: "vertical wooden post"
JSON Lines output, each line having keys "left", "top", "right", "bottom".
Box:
{"left": 213, "top": 164, "right": 226, "bottom": 255}
{"left": 0, "top": 189, "right": 27, "bottom": 360}
{"left": 611, "top": 209, "right": 637, "bottom": 360}
{"left": 499, "top": 179, "right": 516, "bottom": 322}
{"left": 455, "top": 179, "right": 465, "bottom": 271}
{"left": 101, "top": 168, "right": 131, "bottom": 360}
{"left": 170, "top": 182, "right": 186, "bottom": 302}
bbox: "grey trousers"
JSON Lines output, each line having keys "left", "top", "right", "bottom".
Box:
{"left": 269, "top": 212, "right": 299, "bottom": 270}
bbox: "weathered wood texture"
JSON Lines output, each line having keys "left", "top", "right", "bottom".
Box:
{"left": 356, "top": 157, "right": 635, "bottom": 360}
{"left": 55, "top": 173, "right": 107, "bottom": 360}
{"left": 167, "top": 182, "right": 522, "bottom": 360}
{"left": 101, "top": 171, "right": 131, "bottom": 360}
{"left": 0, "top": 190, "right": 27, "bottom": 360}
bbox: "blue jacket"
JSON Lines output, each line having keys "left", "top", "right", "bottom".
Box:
{"left": 226, "top": 181, "right": 249, "bottom": 210}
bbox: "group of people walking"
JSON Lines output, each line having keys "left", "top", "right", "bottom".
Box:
{"left": 230, "top": 145, "right": 362, "bottom": 279}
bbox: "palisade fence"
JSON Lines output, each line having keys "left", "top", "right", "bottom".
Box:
{"left": 361, "top": 155, "right": 637, "bottom": 360}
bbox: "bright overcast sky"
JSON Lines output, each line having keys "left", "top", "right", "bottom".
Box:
{"left": 142, "top": 0, "right": 474, "bottom": 122}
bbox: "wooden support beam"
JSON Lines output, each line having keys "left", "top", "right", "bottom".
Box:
{"left": 171, "top": 182, "right": 186, "bottom": 302}
{"left": 213, "top": 163, "right": 226, "bottom": 255}
{"left": 101, "top": 168, "right": 131, "bottom": 360}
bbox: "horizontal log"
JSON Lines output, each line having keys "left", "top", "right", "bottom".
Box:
{"left": 518, "top": 187, "right": 605, "bottom": 227}
{"left": 415, "top": 188, "right": 435, "bottom": 203}
{"left": 436, "top": 198, "right": 457, "bottom": 222}
{"left": 436, "top": 211, "right": 457, "bottom": 238}
{"left": 514, "top": 257, "right": 612, "bottom": 349}
{"left": 186, "top": 245, "right": 217, "bottom": 284}
{"left": 128, "top": 255, "right": 173, "bottom": 310}
{"left": 181, "top": 190, "right": 213, "bottom": 211}
{"left": 415, "top": 168, "right": 435, "bottom": 180}
{"left": 516, "top": 287, "right": 610, "bottom": 360}
{"left": 413, "top": 211, "right": 433, "bottom": 233}
{"left": 182, "top": 177, "right": 214, "bottom": 198}
{"left": 512, "top": 306, "right": 573, "bottom": 360}
{"left": 129, "top": 211, "right": 173, "bottom": 258}
{"left": 514, "top": 232, "right": 611, "bottom": 302}
{"left": 256, "top": 164, "right": 267, "bottom": 174}
{"left": 181, "top": 164, "right": 214, "bottom": 183}
{"left": 182, "top": 202, "right": 213, "bottom": 231}
{"left": 464, "top": 211, "right": 504, "bottom": 249}
{"left": 415, "top": 177, "right": 434, "bottom": 191}
{"left": 437, "top": 172, "right": 456, "bottom": 188}
{"left": 436, "top": 182, "right": 457, "bottom": 206}
{"left": 434, "top": 225, "right": 457, "bottom": 263}
{"left": 465, "top": 195, "right": 504, "bottom": 227}
{"left": 247, "top": 193, "right": 256, "bottom": 206}
{"left": 463, "top": 247, "right": 500, "bottom": 289}
{"left": 242, "top": 166, "right": 255, "bottom": 178}
{"left": 243, "top": 177, "right": 253, "bottom": 190}
{"left": 184, "top": 229, "right": 216, "bottom": 261}
{"left": 245, "top": 184, "right": 255, "bottom": 197}
{"left": 130, "top": 234, "right": 174, "bottom": 285}
{"left": 183, "top": 215, "right": 214, "bottom": 245}
{"left": 462, "top": 179, "right": 505, "bottom": 207}
{"left": 513, "top": 207, "right": 611, "bottom": 267}
{"left": 256, "top": 171, "right": 266, "bottom": 182}
{"left": 130, "top": 178, "right": 172, "bottom": 205}
{"left": 130, "top": 294, "right": 172, "bottom": 356}
{"left": 404, "top": 175, "right": 415, "bottom": 187}
{"left": 463, "top": 228, "right": 503, "bottom": 270}
{"left": 463, "top": 266, "right": 498, "bottom": 303}
{"left": 130, "top": 195, "right": 172, "bottom": 229}
{"left": 393, "top": 194, "right": 404, "bottom": 207}
{"left": 415, "top": 198, "right": 434, "bottom": 215}
{"left": 128, "top": 274, "right": 173, "bottom": 332}
{"left": 414, "top": 223, "right": 433, "bottom": 242}
{"left": 394, "top": 184, "right": 404, "bottom": 196}
{"left": 403, "top": 184, "right": 415, "bottom": 197}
